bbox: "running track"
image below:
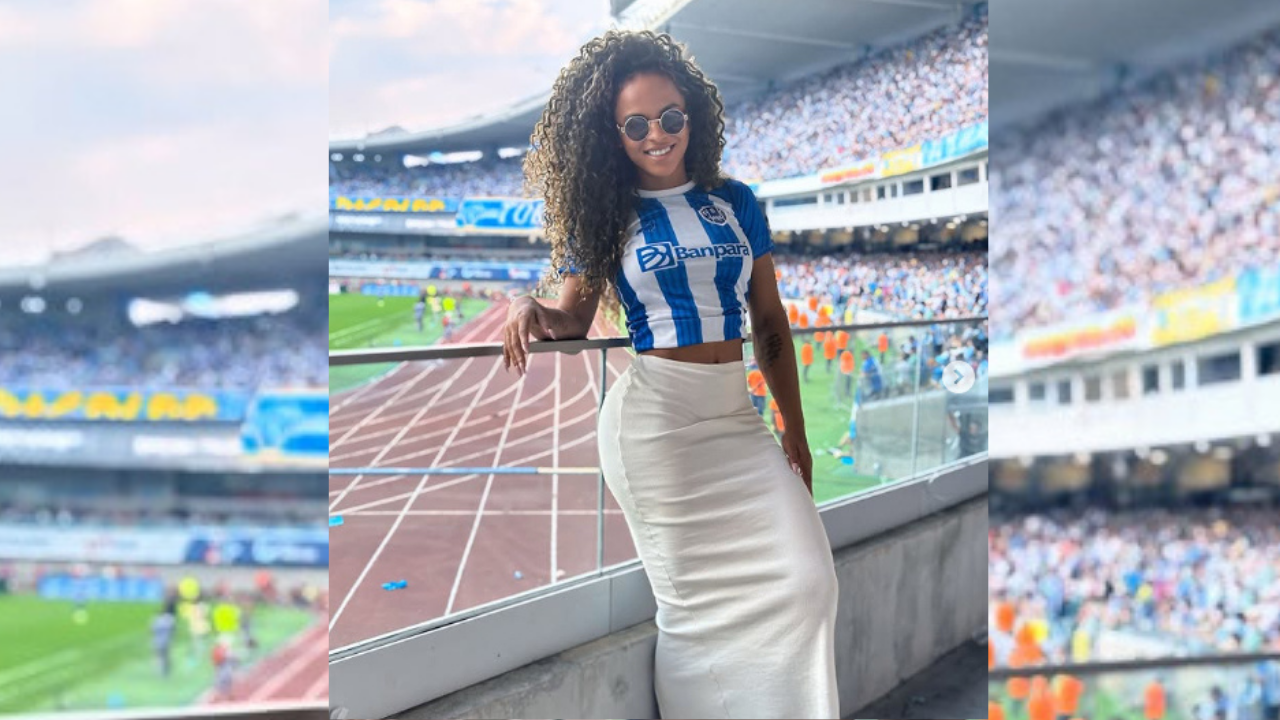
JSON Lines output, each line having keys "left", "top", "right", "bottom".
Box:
{"left": 328, "top": 301, "right": 642, "bottom": 649}
{"left": 202, "top": 610, "right": 330, "bottom": 704}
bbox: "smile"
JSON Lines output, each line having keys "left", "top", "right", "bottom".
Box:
{"left": 645, "top": 145, "right": 673, "bottom": 157}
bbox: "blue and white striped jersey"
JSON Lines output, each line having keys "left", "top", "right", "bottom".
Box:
{"left": 560, "top": 178, "right": 774, "bottom": 352}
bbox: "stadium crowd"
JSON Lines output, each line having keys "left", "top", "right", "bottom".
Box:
{"left": 991, "top": 25, "right": 1280, "bottom": 339}
{"left": 328, "top": 15, "right": 987, "bottom": 195}
{"left": 722, "top": 13, "right": 987, "bottom": 181}
{"left": 329, "top": 155, "right": 525, "bottom": 199}
{"left": 776, "top": 250, "right": 987, "bottom": 322}
{"left": 989, "top": 506, "right": 1280, "bottom": 666}
{"left": 0, "top": 312, "right": 327, "bottom": 390}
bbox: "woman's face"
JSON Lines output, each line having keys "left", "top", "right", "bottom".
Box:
{"left": 614, "top": 72, "right": 689, "bottom": 191}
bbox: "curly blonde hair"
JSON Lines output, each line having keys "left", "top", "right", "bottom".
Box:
{"left": 525, "top": 30, "right": 727, "bottom": 327}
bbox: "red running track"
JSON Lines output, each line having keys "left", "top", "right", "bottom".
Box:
{"left": 328, "top": 301, "right": 642, "bottom": 649}
{"left": 201, "top": 610, "right": 329, "bottom": 705}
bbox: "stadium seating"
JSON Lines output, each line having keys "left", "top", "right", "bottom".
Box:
{"left": 990, "top": 26, "right": 1280, "bottom": 339}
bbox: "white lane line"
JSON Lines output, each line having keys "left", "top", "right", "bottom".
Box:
{"left": 329, "top": 303, "right": 505, "bottom": 450}
{"left": 329, "top": 422, "right": 598, "bottom": 515}
{"left": 445, "top": 361, "right": 529, "bottom": 615}
{"left": 345, "top": 509, "right": 620, "bottom": 517}
{"left": 245, "top": 623, "right": 328, "bottom": 702}
{"left": 329, "top": 353, "right": 484, "bottom": 513}
{"left": 330, "top": 356, "right": 505, "bottom": 631}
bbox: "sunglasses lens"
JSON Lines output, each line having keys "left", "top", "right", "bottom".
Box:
{"left": 660, "top": 109, "right": 685, "bottom": 135}
{"left": 624, "top": 116, "right": 649, "bottom": 142}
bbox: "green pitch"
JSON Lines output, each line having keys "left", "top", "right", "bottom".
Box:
{"left": 745, "top": 332, "right": 894, "bottom": 505}
{"left": 0, "top": 596, "right": 315, "bottom": 713}
{"left": 328, "top": 294, "right": 493, "bottom": 393}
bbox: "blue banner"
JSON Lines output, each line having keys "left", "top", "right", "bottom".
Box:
{"left": 39, "top": 575, "right": 165, "bottom": 603}
{"left": 456, "top": 198, "right": 544, "bottom": 230}
{"left": 330, "top": 195, "right": 459, "bottom": 213}
{"left": 241, "top": 391, "right": 327, "bottom": 464}
{"left": 343, "top": 262, "right": 542, "bottom": 284}
{"left": 183, "top": 529, "right": 329, "bottom": 567}
{"left": 0, "top": 388, "right": 250, "bottom": 422}
{"left": 1238, "top": 266, "right": 1280, "bottom": 325}
{"left": 921, "top": 122, "right": 989, "bottom": 167}
{"left": 360, "top": 283, "right": 420, "bottom": 297}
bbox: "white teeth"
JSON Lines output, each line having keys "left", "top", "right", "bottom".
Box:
{"left": 645, "top": 146, "right": 672, "bottom": 157}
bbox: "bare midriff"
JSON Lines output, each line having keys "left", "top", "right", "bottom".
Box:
{"left": 638, "top": 338, "right": 744, "bottom": 364}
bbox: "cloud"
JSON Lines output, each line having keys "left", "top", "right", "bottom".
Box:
{"left": 0, "top": 0, "right": 326, "bottom": 262}
{"left": 0, "top": 4, "right": 36, "bottom": 47}
{"left": 330, "top": 0, "right": 607, "bottom": 135}
{"left": 0, "top": 0, "right": 326, "bottom": 86}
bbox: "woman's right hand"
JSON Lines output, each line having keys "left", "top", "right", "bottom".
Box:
{"left": 503, "top": 296, "right": 553, "bottom": 376}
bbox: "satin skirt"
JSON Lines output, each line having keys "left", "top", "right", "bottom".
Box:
{"left": 598, "top": 352, "right": 840, "bottom": 719}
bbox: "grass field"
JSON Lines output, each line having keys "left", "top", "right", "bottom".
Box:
{"left": 748, "top": 332, "right": 892, "bottom": 504}
{"left": 328, "top": 294, "right": 494, "bottom": 393}
{"left": 990, "top": 683, "right": 1189, "bottom": 720}
{"left": 330, "top": 291, "right": 913, "bottom": 503}
{"left": 0, "top": 596, "right": 315, "bottom": 713}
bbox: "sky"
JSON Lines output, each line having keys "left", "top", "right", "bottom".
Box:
{"left": 0, "top": 0, "right": 327, "bottom": 267}
{"left": 329, "top": 0, "right": 611, "bottom": 140}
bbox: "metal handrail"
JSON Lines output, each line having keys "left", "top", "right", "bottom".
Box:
{"left": 988, "top": 651, "right": 1280, "bottom": 679}
{"left": 329, "top": 315, "right": 989, "bottom": 365}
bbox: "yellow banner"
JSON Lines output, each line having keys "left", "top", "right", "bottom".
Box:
{"left": 879, "top": 145, "right": 921, "bottom": 178}
{"left": 332, "top": 196, "right": 452, "bottom": 213}
{"left": 0, "top": 389, "right": 233, "bottom": 421}
{"left": 1149, "top": 276, "right": 1238, "bottom": 346}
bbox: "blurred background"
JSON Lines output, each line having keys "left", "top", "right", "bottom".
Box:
{"left": 987, "top": 0, "right": 1280, "bottom": 718}
{"left": 0, "top": 1, "right": 328, "bottom": 718}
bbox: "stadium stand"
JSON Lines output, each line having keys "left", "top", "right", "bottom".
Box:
{"left": 990, "top": 25, "right": 1280, "bottom": 339}
{"left": 327, "top": 14, "right": 988, "bottom": 196}
{"left": 0, "top": 311, "right": 326, "bottom": 391}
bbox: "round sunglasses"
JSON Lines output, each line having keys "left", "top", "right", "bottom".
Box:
{"left": 616, "top": 108, "right": 688, "bottom": 143}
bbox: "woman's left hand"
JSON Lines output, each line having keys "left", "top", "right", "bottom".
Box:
{"left": 781, "top": 430, "right": 813, "bottom": 497}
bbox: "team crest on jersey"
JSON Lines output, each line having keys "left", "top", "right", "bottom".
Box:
{"left": 697, "top": 205, "right": 729, "bottom": 225}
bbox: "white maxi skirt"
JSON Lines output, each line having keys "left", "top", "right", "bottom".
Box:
{"left": 598, "top": 352, "right": 840, "bottom": 719}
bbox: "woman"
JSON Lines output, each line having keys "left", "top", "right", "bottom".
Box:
{"left": 501, "top": 30, "right": 840, "bottom": 719}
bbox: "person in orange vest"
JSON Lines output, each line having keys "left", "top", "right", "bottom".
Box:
{"left": 800, "top": 341, "right": 814, "bottom": 382}
{"left": 877, "top": 331, "right": 889, "bottom": 364}
{"left": 1055, "top": 674, "right": 1083, "bottom": 720}
{"left": 1028, "top": 681, "right": 1054, "bottom": 720}
{"left": 1144, "top": 677, "right": 1166, "bottom": 720}
{"left": 746, "top": 362, "right": 767, "bottom": 416}
{"left": 839, "top": 350, "right": 856, "bottom": 401}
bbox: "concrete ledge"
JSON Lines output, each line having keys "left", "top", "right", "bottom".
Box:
{"left": 397, "top": 493, "right": 988, "bottom": 719}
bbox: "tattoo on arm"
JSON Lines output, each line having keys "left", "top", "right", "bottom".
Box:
{"left": 761, "top": 332, "right": 784, "bottom": 371}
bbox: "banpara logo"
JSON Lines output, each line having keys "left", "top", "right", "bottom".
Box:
{"left": 637, "top": 243, "right": 678, "bottom": 272}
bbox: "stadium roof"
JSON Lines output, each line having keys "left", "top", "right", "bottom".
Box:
{"left": 0, "top": 215, "right": 328, "bottom": 299}
{"left": 330, "top": 0, "right": 983, "bottom": 156}
{"left": 991, "top": 0, "right": 1280, "bottom": 128}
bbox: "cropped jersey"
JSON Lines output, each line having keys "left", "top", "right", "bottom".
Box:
{"left": 559, "top": 178, "right": 774, "bottom": 352}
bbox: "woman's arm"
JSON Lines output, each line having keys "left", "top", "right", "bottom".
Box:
{"left": 746, "top": 252, "right": 813, "bottom": 493}
{"left": 542, "top": 273, "right": 601, "bottom": 340}
{"left": 746, "top": 253, "right": 804, "bottom": 434}
{"left": 504, "top": 274, "right": 600, "bottom": 375}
